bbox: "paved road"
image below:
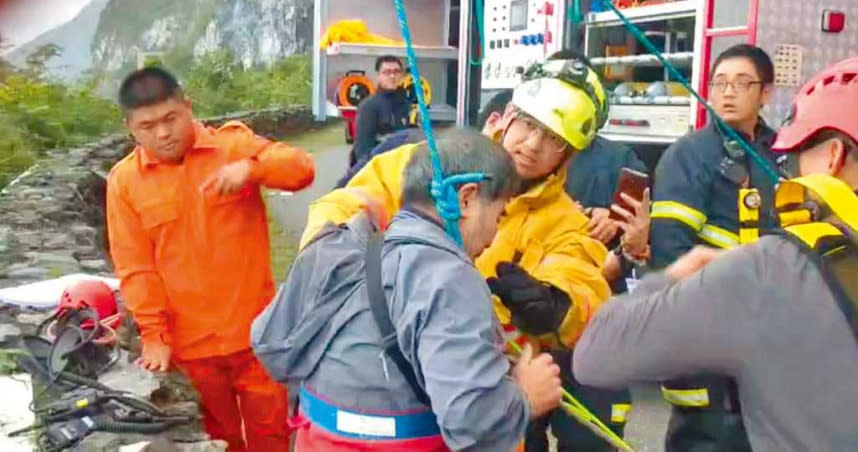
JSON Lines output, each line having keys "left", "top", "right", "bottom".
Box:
{"left": 265, "top": 125, "right": 352, "bottom": 241}
{"left": 267, "top": 124, "right": 673, "bottom": 450}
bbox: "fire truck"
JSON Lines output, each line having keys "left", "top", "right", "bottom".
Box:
{"left": 311, "top": 0, "right": 855, "bottom": 169}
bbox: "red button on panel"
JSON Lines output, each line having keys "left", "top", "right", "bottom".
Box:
{"left": 544, "top": 2, "right": 554, "bottom": 15}
{"left": 822, "top": 9, "right": 845, "bottom": 33}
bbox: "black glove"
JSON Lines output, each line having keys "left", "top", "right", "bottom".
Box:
{"left": 486, "top": 262, "right": 571, "bottom": 336}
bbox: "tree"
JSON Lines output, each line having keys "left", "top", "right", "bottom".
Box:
{"left": 24, "top": 43, "right": 63, "bottom": 78}
{"left": 0, "top": 33, "right": 15, "bottom": 81}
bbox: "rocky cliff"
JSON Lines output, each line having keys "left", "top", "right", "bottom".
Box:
{"left": 92, "top": 0, "right": 313, "bottom": 75}
{"left": 5, "top": 0, "right": 112, "bottom": 82}
{"left": 8, "top": 0, "right": 313, "bottom": 81}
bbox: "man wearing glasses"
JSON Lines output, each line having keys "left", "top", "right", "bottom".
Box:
{"left": 649, "top": 44, "right": 780, "bottom": 452}
{"left": 352, "top": 55, "right": 412, "bottom": 166}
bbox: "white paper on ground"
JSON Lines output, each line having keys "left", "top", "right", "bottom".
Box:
{"left": 0, "top": 273, "right": 119, "bottom": 309}
{"left": 119, "top": 442, "right": 151, "bottom": 452}
{"left": 0, "top": 374, "right": 34, "bottom": 452}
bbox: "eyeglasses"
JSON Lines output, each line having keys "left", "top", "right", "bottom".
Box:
{"left": 512, "top": 113, "right": 568, "bottom": 154}
{"left": 709, "top": 79, "right": 764, "bottom": 93}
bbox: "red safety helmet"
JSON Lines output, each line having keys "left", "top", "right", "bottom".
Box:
{"left": 58, "top": 279, "right": 120, "bottom": 329}
{"left": 772, "top": 57, "right": 858, "bottom": 153}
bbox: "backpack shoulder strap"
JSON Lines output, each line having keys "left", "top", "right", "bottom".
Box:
{"left": 780, "top": 224, "right": 858, "bottom": 342}
{"left": 364, "top": 231, "right": 431, "bottom": 406}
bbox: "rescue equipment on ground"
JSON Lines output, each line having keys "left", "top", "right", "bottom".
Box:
{"left": 6, "top": 280, "right": 196, "bottom": 450}
{"left": 320, "top": 19, "right": 402, "bottom": 50}
{"left": 39, "top": 280, "right": 122, "bottom": 379}
{"left": 10, "top": 383, "right": 194, "bottom": 452}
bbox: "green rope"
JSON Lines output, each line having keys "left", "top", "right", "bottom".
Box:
{"left": 569, "top": 0, "right": 584, "bottom": 27}
{"left": 470, "top": 0, "right": 486, "bottom": 66}
{"left": 600, "top": 0, "right": 782, "bottom": 184}
{"left": 507, "top": 341, "right": 634, "bottom": 451}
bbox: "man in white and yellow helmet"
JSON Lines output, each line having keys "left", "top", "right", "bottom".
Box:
{"left": 300, "top": 58, "right": 612, "bottom": 352}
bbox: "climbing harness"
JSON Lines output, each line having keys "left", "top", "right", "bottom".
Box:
{"left": 775, "top": 174, "right": 858, "bottom": 341}
{"left": 392, "top": 1, "right": 631, "bottom": 449}
{"left": 393, "top": 0, "right": 488, "bottom": 247}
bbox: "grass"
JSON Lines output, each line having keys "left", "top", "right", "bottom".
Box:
{"left": 267, "top": 206, "right": 298, "bottom": 282}
{"left": 264, "top": 122, "right": 348, "bottom": 278}
{"left": 280, "top": 121, "right": 346, "bottom": 152}
{"left": 257, "top": 122, "right": 350, "bottom": 281}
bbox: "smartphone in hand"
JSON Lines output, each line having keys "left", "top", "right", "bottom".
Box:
{"left": 609, "top": 168, "right": 650, "bottom": 221}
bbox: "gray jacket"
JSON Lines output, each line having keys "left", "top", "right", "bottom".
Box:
{"left": 251, "top": 209, "right": 529, "bottom": 451}
{"left": 573, "top": 235, "right": 858, "bottom": 452}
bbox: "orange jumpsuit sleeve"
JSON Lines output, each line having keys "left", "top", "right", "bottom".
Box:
{"left": 106, "top": 175, "right": 172, "bottom": 347}
{"left": 217, "top": 120, "right": 315, "bottom": 191}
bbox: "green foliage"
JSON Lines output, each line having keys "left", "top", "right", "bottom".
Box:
{"left": 0, "top": 75, "right": 121, "bottom": 149}
{"left": 0, "top": 113, "right": 36, "bottom": 188}
{"left": 23, "top": 44, "right": 63, "bottom": 77}
{"left": 0, "top": 42, "right": 122, "bottom": 188}
{"left": 183, "top": 50, "right": 312, "bottom": 117}
{"left": 0, "top": 349, "right": 23, "bottom": 375}
{"left": 0, "top": 29, "right": 312, "bottom": 190}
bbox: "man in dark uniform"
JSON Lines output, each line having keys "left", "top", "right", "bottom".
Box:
{"left": 650, "top": 44, "right": 780, "bottom": 452}
{"left": 351, "top": 55, "right": 412, "bottom": 166}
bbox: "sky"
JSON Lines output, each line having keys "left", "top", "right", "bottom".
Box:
{"left": 0, "top": 0, "right": 92, "bottom": 52}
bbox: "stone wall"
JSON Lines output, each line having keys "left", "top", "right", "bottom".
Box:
{"left": 0, "top": 105, "right": 316, "bottom": 289}
{"left": 0, "top": 105, "right": 316, "bottom": 451}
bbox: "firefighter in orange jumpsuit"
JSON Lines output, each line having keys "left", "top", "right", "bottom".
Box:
{"left": 106, "top": 67, "right": 315, "bottom": 451}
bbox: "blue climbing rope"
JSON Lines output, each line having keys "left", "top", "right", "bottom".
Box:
{"left": 600, "top": 0, "right": 782, "bottom": 184}
{"left": 393, "top": 0, "right": 487, "bottom": 246}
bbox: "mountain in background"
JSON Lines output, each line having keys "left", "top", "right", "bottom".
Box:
{"left": 7, "top": 0, "right": 313, "bottom": 82}
{"left": 7, "top": 0, "right": 110, "bottom": 82}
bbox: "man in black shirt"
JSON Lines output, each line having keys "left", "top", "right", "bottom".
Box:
{"left": 351, "top": 55, "right": 412, "bottom": 166}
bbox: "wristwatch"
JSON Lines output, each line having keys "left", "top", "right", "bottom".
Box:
{"left": 613, "top": 243, "right": 648, "bottom": 269}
